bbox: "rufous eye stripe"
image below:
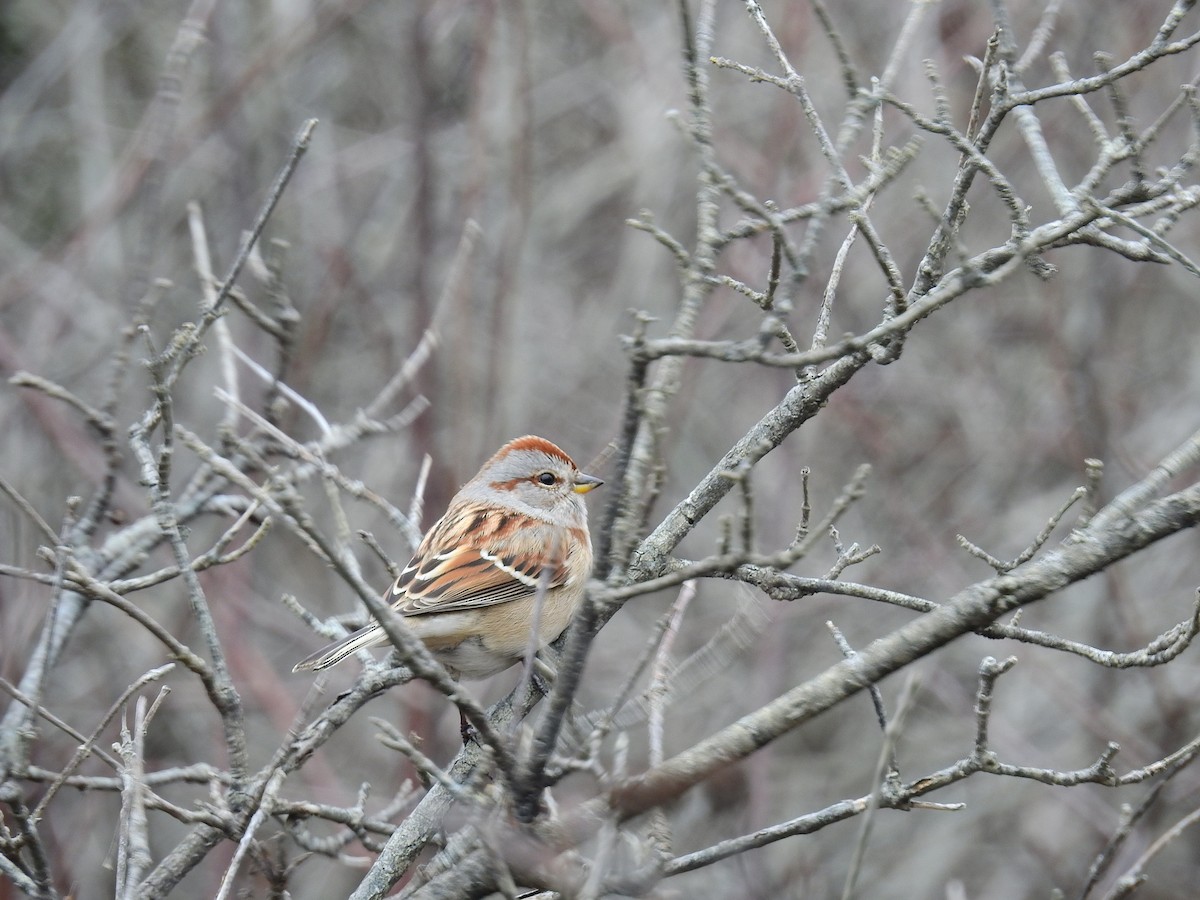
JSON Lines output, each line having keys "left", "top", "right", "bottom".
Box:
{"left": 489, "top": 477, "right": 526, "bottom": 491}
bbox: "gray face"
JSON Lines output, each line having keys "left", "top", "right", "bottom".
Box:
{"left": 460, "top": 446, "right": 591, "bottom": 527}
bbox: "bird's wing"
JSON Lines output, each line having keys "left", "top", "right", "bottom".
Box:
{"left": 391, "top": 507, "right": 572, "bottom": 615}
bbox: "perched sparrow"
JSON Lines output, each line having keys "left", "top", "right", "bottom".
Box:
{"left": 293, "top": 436, "right": 602, "bottom": 679}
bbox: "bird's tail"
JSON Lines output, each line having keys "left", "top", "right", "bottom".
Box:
{"left": 292, "top": 623, "right": 384, "bottom": 672}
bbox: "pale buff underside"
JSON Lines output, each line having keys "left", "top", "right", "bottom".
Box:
{"left": 293, "top": 584, "right": 582, "bottom": 679}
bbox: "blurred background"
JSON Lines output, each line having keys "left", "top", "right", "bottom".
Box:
{"left": 3, "top": 1, "right": 1200, "bottom": 897}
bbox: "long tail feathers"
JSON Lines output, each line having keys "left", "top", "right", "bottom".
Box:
{"left": 292, "top": 623, "right": 384, "bottom": 672}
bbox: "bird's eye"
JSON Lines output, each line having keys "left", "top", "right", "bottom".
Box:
{"left": 537, "top": 472, "right": 557, "bottom": 486}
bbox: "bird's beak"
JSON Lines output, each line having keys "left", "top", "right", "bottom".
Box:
{"left": 573, "top": 472, "right": 604, "bottom": 494}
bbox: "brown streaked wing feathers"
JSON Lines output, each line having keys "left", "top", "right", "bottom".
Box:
{"left": 388, "top": 506, "right": 568, "bottom": 616}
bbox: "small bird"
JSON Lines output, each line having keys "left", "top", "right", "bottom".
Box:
{"left": 293, "top": 436, "right": 602, "bottom": 679}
